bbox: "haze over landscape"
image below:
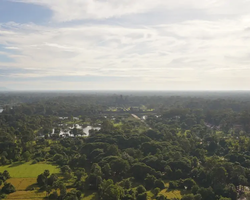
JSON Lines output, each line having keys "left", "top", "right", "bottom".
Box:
{"left": 1, "top": 0, "right": 250, "bottom": 90}
{"left": 2, "top": 2, "right": 250, "bottom": 200}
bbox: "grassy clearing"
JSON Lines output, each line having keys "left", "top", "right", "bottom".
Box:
{"left": 6, "top": 190, "right": 46, "bottom": 200}
{"left": 4, "top": 164, "right": 65, "bottom": 200}
{"left": 7, "top": 178, "right": 37, "bottom": 191}
{"left": 0, "top": 162, "right": 60, "bottom": 178}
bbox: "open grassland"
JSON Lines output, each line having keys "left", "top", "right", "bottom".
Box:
{"left": 5, "top": 179, "right": 46, "bottom": 200}
{"left": 6, "top": 190, "right": 46, "bottom": 200}
{"left": 0, "top": 162, "right": 59, "bottom": 178}
{"left": 0, "top": 162, "right": 74, "bottom": 200}
{"left": 7, "top": 178, "right": 37, "bottom": 191}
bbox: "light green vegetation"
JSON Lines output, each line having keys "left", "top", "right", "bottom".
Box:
{"left": 177, "top": 130, "right": 190, "bottom": 136}
{"left": 107, "top": 107, "right": 118, "bottom": 111}
{"left": 0, "top": 162, "right": 60, "bottom": 178}
{"left": 7, "top": 178, "right": 37, "bottom": 191}
{"left": 147, "top": 183, "right": 182, "bottom": 200}
{"left": 34, "top": 128, "right": 42, "bottom": 134}
{"left": 82, "top": 191, "right": 98, "bottom": 200}
{"left": 6, "top": 190, "right": 46, "bottom": 200}
{"left": 113, "top": 122, "right": 123, "bottom": 127}
{"left": 215, "top": 130, "right": 224, "bottom": 136}
{"left": 140, "top": 105, "right": 154, "bottom": 112}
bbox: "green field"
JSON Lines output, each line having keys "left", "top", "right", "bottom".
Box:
{"left": 0, "top": 162, "right": 60, "bottom": 178}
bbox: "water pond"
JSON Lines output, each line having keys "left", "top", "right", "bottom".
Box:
{"left": 52, "top": 125, "right": 100, "bottom": 137}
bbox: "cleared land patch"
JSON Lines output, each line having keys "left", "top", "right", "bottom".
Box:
{"left": 6, "top": 191, "right": 46, "bottom": 200}
{"left": 0, "top": 162, "right": 60, "bottom": 178}
{"left": 0, "top": 162, "right": 60, "bottom": 200}
{"left": 7, "top": 178, "right": 37, "bottom": 191}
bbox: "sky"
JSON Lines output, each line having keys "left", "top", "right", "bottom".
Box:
{"left": 0, "top": 0, "right": 250, "bottom": 90}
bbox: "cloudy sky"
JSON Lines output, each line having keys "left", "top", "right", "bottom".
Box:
{"left": 0, "top": 0, "right": 250, "bottom": 90}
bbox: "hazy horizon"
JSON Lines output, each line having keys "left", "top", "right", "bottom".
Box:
{"left": 1, "top": 0, "right": 250, "bottom": 90}
{"left": 1, "top": 89, "right": 250, "bottom": 92}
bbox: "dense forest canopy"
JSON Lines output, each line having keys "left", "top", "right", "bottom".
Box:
{"left": 1, "top": 91, "right": 250, "bottom": 200}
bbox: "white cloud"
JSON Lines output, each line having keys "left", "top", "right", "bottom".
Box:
{"left": 1, "top": 15, "right": 250, "bottom": 83}
{"left": 1, "top": 0, "right": 250, "bottom": 89}
{"left": 12, "top": 0, "right": 205, "bottom": 21}
{"left": 13, "top": 0, "right": 250, "bottom": 22}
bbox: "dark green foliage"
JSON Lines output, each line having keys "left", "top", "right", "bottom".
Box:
{"left": 123, "top": 194, "right": 135, "bottom": 200}
{"left": 37, "top": 171, "right": 58, "bottom": 188}
{"left": 0, "top": 170, "right": 10, "bottom": 182}
{"left": 74, "top": 169, "right": 85, "bottom": 181}
{"left": 136, "top": 192, "right": 147, "bottom": 200}
{"left": 130, "top": 163, "right": 157, "bottom": 181}
{"left": 153, "top": 187, "right": 160, "bottom": 196}
{"left": 182, "top": 178, "right": 196, "bottom": 190}
{"left": 3, "top": 170, "right": 10, "bottom": 179}
{"left": 2, "top": 93, "right": 250, "bottom": 200}
{"left": 121, "top": 179, "right": 132, "bottom": 190}
{"left": 61, "top": 165, "right": 71, "bottom": 174}
{"left": 76, "top": 180, "right": 85, "bottom": 191}
{"left": 102, "top": 163, "right": 112, "bottom": 178}
{"left": 144, "top": 174, "right": 157, "bottom": 190}
{"left": 219, "top": 197, "right": 231, "bottom": 200}
{"left": 191, "top": 185, "right": 199, "bottom": 195}
{"left": 87, "top": 174, "right": 102, "bottom": 190}
{"left": 37, "top": 173, "right": 47, "bottom": 186}
{"left": 169, "top": 181, "right": 178, "bottom": 189}
{"left": 64, "top": 190, "right": 81, "bottom": 200}
{"left": 156, "top": 194, "right": 167, "bottom": 200}
{"left": 99, "top": 179, "right": 123, "bottom": 200}
{"left": 47, "top": 174, "right": 58, "bottom": 186}
{"left": 181, "top": 194, "right": 202, "bottom": 200}
{"left": 1, "top": 182, "right": 16, "bottom": 194}
{"left": 182, "top": 194, "right": 196, "bottom": 200}
{"left": 44, "top": 170, "right": 50, "bottom": 177}
{"left": 59, "top": 184, "right": 67, "bottom": 197}
{"left": 110, "top": 157, "right": 130, "bottom": 175}
{"left": 198, "top": 187, "right": 215, "bottom": 200}
{"left": 154, "top": 180, "right": 165, "bottom": 190}
{"left": 49, "top": 191, "right": 58, "bottom": 199}
{"left": 136, "top": 185, "right": 146, "bottom": 195}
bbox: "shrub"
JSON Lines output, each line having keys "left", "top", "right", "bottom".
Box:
{"left": 169, "top": 181, "right": 178, "bottom": 189}
{"left": 137, "top": 192, "right": 147, "bottom": 200}
{"left": 136, "top": 185, "right": 146, "bottom": 195}
{"left": 1, "top": 183, "right": 16, "bottom": 194}
{"left": 154, "top": 180, "right": 165, "bottom": 190}
{"left": 153, "top": 187, "right": 161, "bottom": 196}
